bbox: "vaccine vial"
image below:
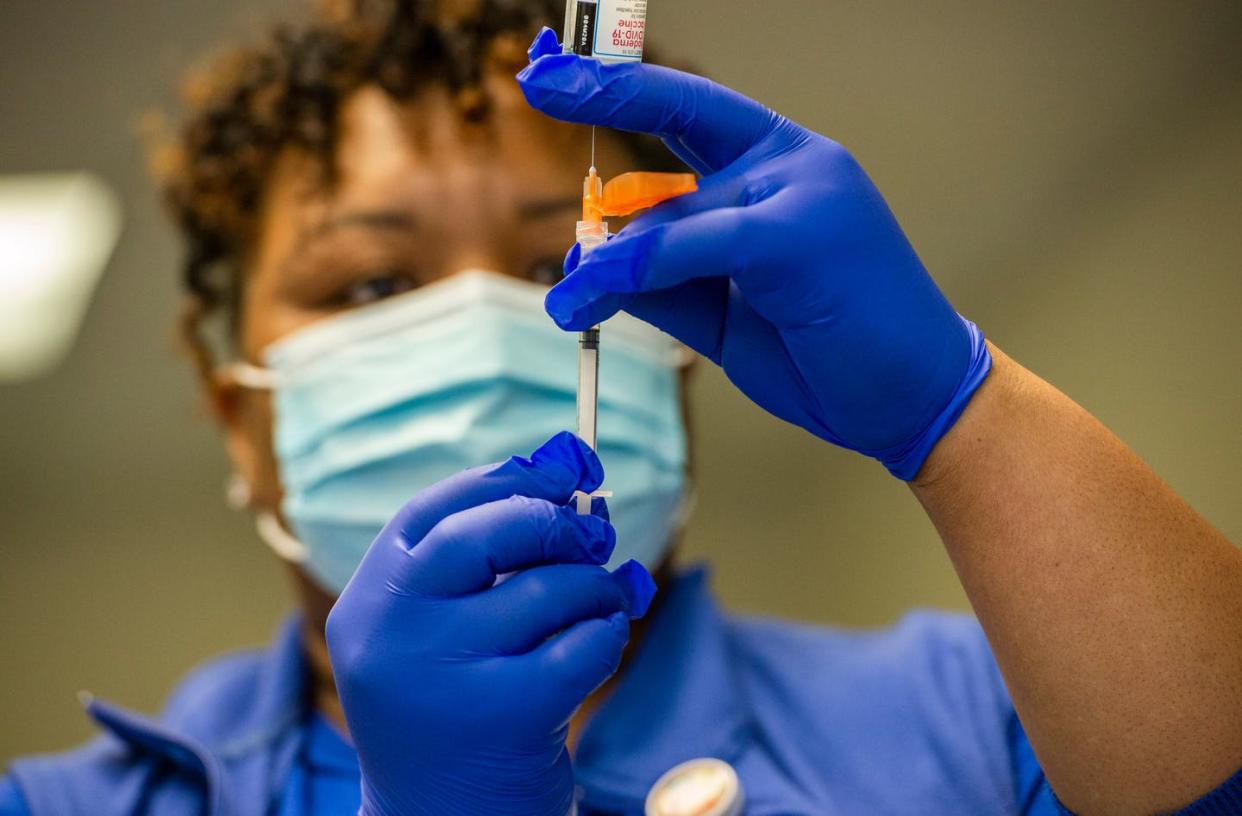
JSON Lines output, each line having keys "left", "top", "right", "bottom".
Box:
{"left": 563, "top": 0, "right": 648, "bottom": 63}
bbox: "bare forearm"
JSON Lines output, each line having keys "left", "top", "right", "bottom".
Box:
{"left": 912, "top": 345, "right": 1242, "bottom": 815}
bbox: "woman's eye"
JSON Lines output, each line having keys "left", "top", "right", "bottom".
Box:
{"left": 340, "top": 273, "right": 417, "bottom": 306}
{"left": 527, "top": 257, "right": 564, "bottom": 286}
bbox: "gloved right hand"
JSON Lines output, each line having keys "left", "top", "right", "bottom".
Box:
{"left": 519, "top": 28, "right": 991, "bottom": 480}
{"left": 326, "top": 431, "right": 656, "bottom": 816}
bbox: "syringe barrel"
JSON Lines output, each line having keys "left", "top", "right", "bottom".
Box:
{"left": 576, "top": 326, "right": 600, "bottom": 451}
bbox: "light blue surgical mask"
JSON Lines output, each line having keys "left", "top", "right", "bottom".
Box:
{"left": 230, "top": 270, "right": 688, "bottom": 595}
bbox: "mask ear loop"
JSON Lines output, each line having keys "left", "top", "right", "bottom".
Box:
{"left": 255, "top": 511, "right": 310, "bottom": 563}
{"left": 225, "top": 362, "right": 279, "bottom": 390}
{"left": 224, "top": 472, "right": 310, "bottom": 564}
{"left": 226, "top": 472, "right": 252, "bottom": 510}
{"left": 219, "top": 363, "right": 308, "bottom": 564}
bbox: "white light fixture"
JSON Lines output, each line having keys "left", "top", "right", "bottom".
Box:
{"left": 0, "top": 173, "right": 122, "bottom": 382}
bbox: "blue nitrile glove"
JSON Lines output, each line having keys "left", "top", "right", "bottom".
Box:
{"left": 518, "top": 28, "right": 991, "bottom": 480}
{"left": 326, "top": 432, "right": 656, "bottom": 816}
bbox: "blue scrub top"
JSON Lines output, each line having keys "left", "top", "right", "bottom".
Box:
{"left": 4, "top": 567, "right": 1241, "bottom": 815}
{"left": 276, "top": 715, "right": 360, "bottom": 816}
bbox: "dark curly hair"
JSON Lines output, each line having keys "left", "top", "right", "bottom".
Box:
{"left": 154, "top": 0, "right": 679, "bottom": 378}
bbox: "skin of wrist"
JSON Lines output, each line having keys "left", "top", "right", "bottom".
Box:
{"left": 909, "top": 341, "right": 1015, "bottom": 494}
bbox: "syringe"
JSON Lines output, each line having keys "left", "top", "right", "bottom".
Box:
{"left": 574, "top": 167, "right": 608, "bottom": 515}
{"left": 562, "top": 0, "right": 651, "bottom": 516}
{"left": 570, "top": 169, "right": 697, "bottom": 515}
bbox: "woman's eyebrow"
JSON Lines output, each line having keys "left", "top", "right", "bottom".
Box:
{"left": 517, "top": 196, "right": 581, "bottom": 221}
{"left": 280, "top": 209, "right": 417, "bottom": 274}
{"left": 308, "top": 209, "right": 418, "bottom": 240}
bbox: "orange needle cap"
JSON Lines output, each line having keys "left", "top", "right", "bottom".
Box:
{"left": 582, "top": 171, "right": 697, "bottom": 223}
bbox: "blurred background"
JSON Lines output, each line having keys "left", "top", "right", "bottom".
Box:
{"left": 2, "top": 0, "right": 1240, "bottom": 763}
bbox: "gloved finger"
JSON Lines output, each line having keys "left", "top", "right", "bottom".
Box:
{"left": 383, "top": 431, "right": 603, "bottom": 547}
{"left": 526, "top": 25, "right": 560, "bottom": 61}
{"left": 532, "top": 26, "right": 709, "bottom": 184}
{"left": 546, "top": 206, "right": 761, "bottom": 330}
{"left": 398, "top": 496, "right": 616, "bottom": 597}
{"left": 617, "top": 278, "right": 730, "bottom": 364}
{"left": 547, "top": 172, "right": 748, "bottom": 336}
{"left": 524, "top": 611, "right": 631, "bottom": 721}
{"left": 468, "top": 560, "right": 654, "bottom": 653}
{"left": 517, "top": 50, "right": 776, "bottom": 174}
{"left": 559, "top": 242, "right": 726, "bottom": 361}
{"left": 617, "top": 280, "right": 792, "bottom": 379}
{"left": 660, "top": 135, "right": 714, "bottom": 177}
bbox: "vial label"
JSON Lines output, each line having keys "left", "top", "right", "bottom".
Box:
{"left": 565, "top": 0, "right": 647, "bottom": 63}
{"left": 595, "top": 0, "right": 646, "bottom": 60}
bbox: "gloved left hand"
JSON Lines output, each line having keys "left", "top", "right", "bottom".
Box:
{"left": 326, "top": 432, "right": 655, "bottom": 816}
{"left": 518, "top": 29, "right": 991, "bottom": 480}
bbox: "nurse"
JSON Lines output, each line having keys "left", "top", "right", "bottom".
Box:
{"left": 4, "top": 3, "right": 1241, "bottom": 815}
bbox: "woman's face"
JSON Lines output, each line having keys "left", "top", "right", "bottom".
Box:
{"left": 218, "top": 70, "right": 635, "bottom": 518}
